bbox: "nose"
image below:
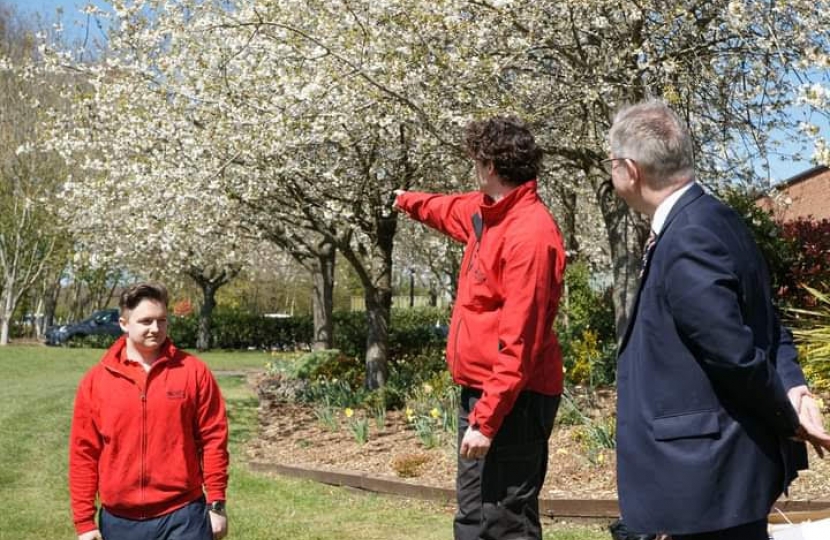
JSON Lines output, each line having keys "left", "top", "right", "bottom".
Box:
{"left": 149, "top": 320, "right": 159, "bottom": 331}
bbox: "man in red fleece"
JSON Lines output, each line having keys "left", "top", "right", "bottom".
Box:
{"left": 394, "top": 116, "right": 566, "bottom": 540}
{"left": 69, "top": 282, "right": 229, "bottom": 540}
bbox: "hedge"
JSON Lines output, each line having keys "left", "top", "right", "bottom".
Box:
{"left": 66, "top": 306, "right": 450, "bottom": 356}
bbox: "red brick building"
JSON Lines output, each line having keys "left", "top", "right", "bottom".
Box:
{"left": 756, "top": 165, "right": 830, "bottom": 221}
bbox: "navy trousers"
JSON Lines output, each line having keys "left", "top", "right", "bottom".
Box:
{"left": 454, "top": 387, "right": 560, "bottom": 540}
{"left": 100, "top": 497, "right": 212, "bottom": 540}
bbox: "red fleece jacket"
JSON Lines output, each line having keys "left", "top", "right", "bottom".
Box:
{"left": 69, "top": 337, "right": 229, "bottom": 534}
{"left": 396, "top": 181, "right": 566, "bottom": 438}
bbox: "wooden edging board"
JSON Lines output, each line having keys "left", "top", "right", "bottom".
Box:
{"left": 249, "top": 461, "right": 830, "bottom": 523}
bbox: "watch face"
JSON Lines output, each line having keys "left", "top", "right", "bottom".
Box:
{"left": 210, "top": 501, "right": 226, "bottom": 513}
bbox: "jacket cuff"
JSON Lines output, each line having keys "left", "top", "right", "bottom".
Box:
{"left": 468, "top": 409, "right": 499, "bottom": 439}
{"left": 75, "top": 518, "right": 98, "bottom": 535}
{"left": 206, "top": 488, "right": 227, "bottom": 504}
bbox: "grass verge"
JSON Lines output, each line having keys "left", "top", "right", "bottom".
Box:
{"left": 0, "top": 345, "right": 608, "bottom": 539}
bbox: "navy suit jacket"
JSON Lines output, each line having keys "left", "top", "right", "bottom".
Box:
{"left": 616, "top": 183, "right": 807, "bottom": 535}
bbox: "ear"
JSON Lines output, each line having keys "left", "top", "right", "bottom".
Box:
{"left": 119, "top": 316, "right": 128, "bottom": 333}
{"left": 625, "top": 159, "right": 641, "bottom": 185}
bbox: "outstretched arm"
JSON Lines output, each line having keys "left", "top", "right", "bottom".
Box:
{"left": 393, "top": 189, "right": 476, "bottom": 243}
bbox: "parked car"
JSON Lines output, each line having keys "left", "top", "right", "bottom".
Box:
{"left": 44, "top": 308, "right": 122, "bottom": 346}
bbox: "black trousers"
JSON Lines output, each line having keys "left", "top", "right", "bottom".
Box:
{"left": 454, "top": 387, "right": 560, "bottom": 540}
{"left": 672, "top": 519, "right": 769, "bottom": 540}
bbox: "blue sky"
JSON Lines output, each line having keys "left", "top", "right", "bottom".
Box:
{"left": 11, "top": 0, "right": 826, "bottom": 184}
{"left": 10, "top": 0, "right": 111, "bottom": 50}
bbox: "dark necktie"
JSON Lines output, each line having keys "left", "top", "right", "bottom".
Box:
{"left": 640, "top": 229, "right": 657, "bottom": 278}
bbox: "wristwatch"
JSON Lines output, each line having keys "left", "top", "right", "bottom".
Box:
{"left": 208, "top": 500, "right": 226, "bottom": 515}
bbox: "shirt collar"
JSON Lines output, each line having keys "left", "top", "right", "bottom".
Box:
{"left": 651, "top": 181, "right": 695, "bottom": 235}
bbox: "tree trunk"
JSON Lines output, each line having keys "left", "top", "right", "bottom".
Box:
{"left": 0, "top": 315, "right": 10, "bottom": 346}
{"left": 310, "top": 239, "right": 335, "bottom": 350}
{"left": 364, "top": 285, "right": 391, "bottom": 389}
{"left": 595, "top": 180, "right": 649, "bottom": 342}
{"left": 0, "top": 268, "right": 16, "bottom": 345}
{"left": 338, "top": 207, "right": 397, "bottom": 389}
{"left": 33, "top": 297, "right": 44, "bottom": 338}
{"left": 41, "top": 276, "right": 61, "bottom": 336}
{"left": 188, "top": 266, "right": 237, "bottom": 352}
{"left": 196, "top": 282, "right": 217, "bottom": 351}
{"left": 558, "top": 187, "right": 580, "bottom": 255}
{"left": 0, "top": 285, "right": 13, "bottom": 345}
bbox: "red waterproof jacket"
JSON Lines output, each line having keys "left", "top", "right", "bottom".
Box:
{"left": 396, "top": 181, "right": 566, "bottom": 438}
{"left": 69, "top": 336, "right": 229, "bottom": 534}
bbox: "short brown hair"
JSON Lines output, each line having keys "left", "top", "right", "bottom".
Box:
{"left": 463, "top": 115, "right": 543, "bottom": 186}
{"left": 119, "top": 282, "right": 169, "bottom": 315}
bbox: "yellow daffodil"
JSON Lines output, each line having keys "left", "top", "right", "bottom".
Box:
{"left": 430, "top": 407, "right": 440, "bottom": 419}
{"left": 344, "top": 407, "right": 354, "bottom": 418}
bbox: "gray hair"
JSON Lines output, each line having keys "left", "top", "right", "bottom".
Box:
{"left": 609, "top": 100, "right": 695, "bottom": 188}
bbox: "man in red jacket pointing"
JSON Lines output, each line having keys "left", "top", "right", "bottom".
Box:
{"left": 394, "top": 116, "right": 566, "bottom": 540}
{"left": 69, "top": 282, "right": 229, "bottom": 540}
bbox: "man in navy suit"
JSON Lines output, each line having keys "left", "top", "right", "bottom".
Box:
{"left": 607, "top": 100, "right": 830, "bottom": 540}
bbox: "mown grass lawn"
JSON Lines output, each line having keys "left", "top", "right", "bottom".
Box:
{"left": 0, "top": 345, "right": 608, "bottom": 540}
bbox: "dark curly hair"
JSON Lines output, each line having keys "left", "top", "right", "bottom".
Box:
{"left": 463, "top": 116, "right": 543, "bottom": 186}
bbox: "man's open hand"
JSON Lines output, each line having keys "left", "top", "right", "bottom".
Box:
{"left": 460, "top": 427, "right": 492, "bottom": 460}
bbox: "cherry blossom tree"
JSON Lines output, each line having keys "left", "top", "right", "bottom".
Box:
{"left": 0, "top": 6, "right": 69, "bottom": 345}
{"left": 42, "top": 0, "right": 829, "bottom": 368}
{"left": 42, "top": 41, "right": 261, "bottom": 350}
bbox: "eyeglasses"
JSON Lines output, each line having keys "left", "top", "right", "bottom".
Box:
{"left": 601, "top": 157, "right": 634, "bottom": 175}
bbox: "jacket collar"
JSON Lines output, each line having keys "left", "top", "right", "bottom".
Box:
{"left": 618, "top": 182, "right": 706, "bottom": 354}
{"left": 479, "top": 180, "right": 538, "bottom": 224}
{"left": 102, "top": 335, "right": 179, "bottom": 372}
{"left": 660, "top": 182, "right": 705, "bottom": 236}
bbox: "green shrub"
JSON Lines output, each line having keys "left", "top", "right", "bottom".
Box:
{"left": 292, "top": 349, "right": 349, "bottom": 380}
{"left": 168, "top": 310, "right": 314, "bottom": 350}
{"left": 166, "top": 306, "right": 447, "bottom": 355}
{"left": 720, "top": 186, "right": 795, "bottom": 294}
{"left": 362, "top": 385, "right": 406, "bottom": 411}
{"left": 67, "top": 334, "right": 119, "bottom": 349}
{"left": 333, "top": 307, "right": 449, "bottom": 359}
{"left": 790, "top": 286, "right": 830, "bottom": 390}
{"left": 557, "top": 260, "right": 616, "bottom": 387}
{"left": 168, "top": 314, "right": 199, "bottom": 347}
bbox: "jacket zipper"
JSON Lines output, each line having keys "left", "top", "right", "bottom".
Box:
{"left": 454, "top": 229, "right": 481, "bottom": 378}
{"left": 140, "top": 364, "right": 157, "bottom": 519}
{"left": 466, "top": 240, "right": 480, "bottom": 273}
{"left": 450, "top": 317, "right": 464, "bottom": 378}
{"left": 140, "top": 388, "right": 147, "bottom": 517}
